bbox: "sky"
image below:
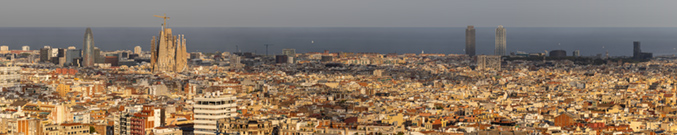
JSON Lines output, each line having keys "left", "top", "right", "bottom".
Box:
{"left": 0, "top": 0, "right": 675, "bottom": 27}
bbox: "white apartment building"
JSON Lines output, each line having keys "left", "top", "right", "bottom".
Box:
{"left": 193, "top": 91, "right": 237, "bottom": 135}
{"left": 0, "top": 66, "right": 21, "bottom": 88}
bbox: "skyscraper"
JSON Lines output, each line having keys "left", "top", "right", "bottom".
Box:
{"left": 82, "top": 27, "right": 95, "bottom": 67}
{"left": 466, "top": 25, "right": 476, "bottom": 56}
{"left": 39, "top": 46, "right": 51, "bottom": 62}
{"left": 150, "top": 14, "right": 188, "bottom": 73}
{"left": 573, "top": 50, "right": 581, "bottom": 57}
{"left": 633, "top": 41, "right": 641, "bottom": 59}
{"left": 66, "top": 49, "right": 81, "bottom": 66}
{"left": 632, "top": 41, "right": 653, "bottom": 60}
{"left": 495, "top": 25, "right": 506, "bottom": 56}
{"left": 93, "top": 47, "right": 103, "bottom": 63}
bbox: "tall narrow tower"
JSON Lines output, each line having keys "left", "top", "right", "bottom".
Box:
{"left": 495, "top": 25, "right": 506, "bottom": 56}
{"left": 83, "top": 27, "right": 95, "bottom": 67}
{"left": 633, "top": 41, "right": 641, "bottom": 59}
{"left": 466, "top": 25, "right": 476, "bottom": 56}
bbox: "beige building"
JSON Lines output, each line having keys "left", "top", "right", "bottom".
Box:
{"left": 217, "top": 118, "right": 274, "bottom": 135}
{"left": 44, "top": 123, "right": 90, "bottom": 135}
{"left": 150, "top": 15, "right": 187, "bottom": 73}
{"left": 134, "top": 46, "right": 142, "bottom": 55}
{"left": 0, "top": 66, "right": 21, "bottom": 88}
{"left": 154, "top": 127, "right": 183, "bottom": 135}
{"left": 57, "top": 84, "right": 71, "bottom": 98}
{"left": 477, "top": 55, "right": 501, "bottom": 70}
{"left": 0, "top": 45, "right": 8, "bottom": 52}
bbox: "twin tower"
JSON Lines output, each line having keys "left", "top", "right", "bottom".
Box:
{"left": 465, "top": 25, "right": 506, "bottom": 56}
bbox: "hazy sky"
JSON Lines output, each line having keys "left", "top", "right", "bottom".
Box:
{"left": 1, "top": 0, "right": 675, "bottom": 27}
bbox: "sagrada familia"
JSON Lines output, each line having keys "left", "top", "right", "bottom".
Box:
{"left": 150, "top": 14, "right": 187, "bottom": 73}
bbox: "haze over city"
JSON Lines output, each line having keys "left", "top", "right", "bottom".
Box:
{"left": 2, "top": 0, "right": 677, "bottom": 27}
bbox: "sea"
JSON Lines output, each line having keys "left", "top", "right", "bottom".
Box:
{"left": 0, "top": 27, "right": 676, "bottom": 56}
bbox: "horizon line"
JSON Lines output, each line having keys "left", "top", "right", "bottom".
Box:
{"left": 2, "top": 26, "right": 677, "bottom": 28}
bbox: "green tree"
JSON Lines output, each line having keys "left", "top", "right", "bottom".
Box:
{"left": 20, "top": 53, "right": 31, "bottom": 57}
{"left": 90, "top": 126, "right": 97, "bottom": 133}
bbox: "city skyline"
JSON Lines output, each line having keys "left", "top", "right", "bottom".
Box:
{"left": 1, "top": 1, "right": 676, "bottom": 134}
{"left": 0, "top": 27, "right": 673, "bottom": 57}
{"left": 1, "top": 0, "right": 677, "bottom": 27}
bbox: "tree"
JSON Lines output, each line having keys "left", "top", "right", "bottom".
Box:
{"left": 20, "top": 53, "right": 31, "bottom": 57}
{"left": 90, "top": 126, "right": 97, "bottom": 133}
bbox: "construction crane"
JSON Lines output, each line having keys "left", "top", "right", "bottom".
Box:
{"left": 153, "top": 14, "right": 170, "bottom": 28}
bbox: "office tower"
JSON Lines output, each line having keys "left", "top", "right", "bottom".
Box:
{"left": 573, "top": 50, "right": 580, "bottom": 57}
{"left": 549, "top": 50, "right": 567, "bottom": 57}
{"left": 466, "top": 25, "right": 476, "bottom": 56}
{"left": 633, "top": 41, "right": 641, "bottom": 59}
{"left": 93, "top": 47, "right": 104, "bottom": 63}
{"left": 66, "top": 49, "right": 82, "bottom": 66}
{"left": 193, "top": 92, "right": 237, "bottom": 135}
{"left": 150, "top": 15, "right": 188, "bottom": 73}
{"left": 276, "top": 55, "right": 289, "bottom": 64}
{"left": 105, "top": 56, "right": 119, "bottom": 66}
{"left": 83, "top": 27, "right": 95, "bottom": 67}
{"left": 120, "top": 52, "right": 129, "bottom": 59}
{"left": 477, "top": 55, "right": 501, "bottom": 70}
{"left": 50, "top": 48, "right": 59, "bottom": 58}
{"left": 22, "top": 46, "right": 30, "bottom": 51}
{"left": 40, "top": 46, "right": 51, "bottom": 62}
{"left": 495, "top": 25, "right": 506, "bottom": 56}
{"left": 134, "top": 46, "right": 142, "bottom": 55}
{"left": 282, "top": 49, "right": 296, "bottom": 57}
{"left": 282, "top": 49, "right": 296, "bottom": 63}
{"left": 53, "top": 48, "right": 67, "bottom": 65}
{"left": 631, "top": 41, "right": 653, "bottom": 60}
{"left": 57, "top": 48, "right": 66, "bottom": 58}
